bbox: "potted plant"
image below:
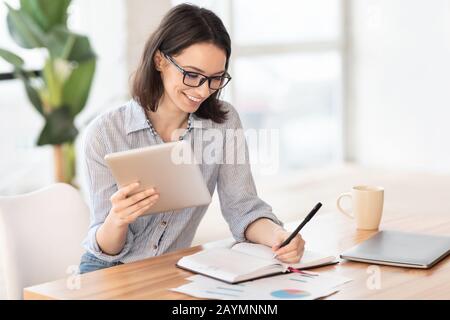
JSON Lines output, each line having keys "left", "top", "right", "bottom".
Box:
{"left": 0, "top": 0, "right": 96, "bottom": 186}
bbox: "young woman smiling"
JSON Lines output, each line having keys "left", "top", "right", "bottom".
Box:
{"left": 79, "top": 3, "right": 304, "bottom": 274}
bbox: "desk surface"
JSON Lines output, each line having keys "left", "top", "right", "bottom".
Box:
{"left": 24, "top": 210, "right": 450, "bottom": 300}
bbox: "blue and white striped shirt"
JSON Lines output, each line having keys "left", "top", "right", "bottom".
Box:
{"left": 81, "top": 99, "right": 282, "bottom": 263}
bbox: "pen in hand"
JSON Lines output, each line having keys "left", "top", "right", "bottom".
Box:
{"left": 273, "top": 202, "right": 322, "bottom": 259}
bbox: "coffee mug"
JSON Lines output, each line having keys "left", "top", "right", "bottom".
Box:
{"left": 336, "top": 185, "right": 384, "bottom": 230}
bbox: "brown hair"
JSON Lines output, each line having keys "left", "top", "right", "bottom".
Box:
{"left": 131, "top": 3, "right": 231, "bottom": 123}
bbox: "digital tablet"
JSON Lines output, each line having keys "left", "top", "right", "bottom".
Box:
{"left": 104, "top": 141, "right": 211, "bottom": 216}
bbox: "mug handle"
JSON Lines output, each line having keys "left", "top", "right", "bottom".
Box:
{"left": 337, "top": 192, "right": 354, "bottom": 219}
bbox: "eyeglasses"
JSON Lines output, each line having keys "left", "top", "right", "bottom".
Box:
{"left": 163, "top": 53, "right": 232, "bottom": 90}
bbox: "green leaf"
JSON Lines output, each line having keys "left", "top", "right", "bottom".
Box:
{"left": 0, "top": 47, "right": 25, "bottom": 68}
{"left": 0, "top": 48, "right": 45, "bottom": 116}
{"left": 66, "top": 34, "right": 96, "bottom": 62}
{"left": 62, "top": 59, "right": 96, "bottom": 117}
{"left": 37, "top": 106, "right": 78, "bottom": 146}
{"left": 6, "top": 3, "right": 47, "bottom": 49}
{"left": 42, "top": 59, "right": 62, "bottom": 107}
{"left": 20, "top": 0, "right": 71, "bottom": 31}
{"left": 19, "top": 0, "right": 48, "bottom": 32}
{"left": 20, "top": 0, "right": 71, "bottom": 32}
{"left": 16, "top": 71, "right": 45, "bottom": 116}
{"left": 47, "top": 27, "right": 96, "bottom": 62}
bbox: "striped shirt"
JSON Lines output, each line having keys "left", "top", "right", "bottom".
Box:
{"left": 81, "top": 99, "right": 283, "bottom": 263}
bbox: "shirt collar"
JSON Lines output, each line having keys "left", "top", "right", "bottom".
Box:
{"left": 125, "top": 99, "right": 214, "bottom": 135}
{"left": 125, "top": 99, "right": 150, "bottom": 135}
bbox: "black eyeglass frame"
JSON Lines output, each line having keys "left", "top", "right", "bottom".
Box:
{"left": 162, "top": 52, "right": 232, "bottom": 90}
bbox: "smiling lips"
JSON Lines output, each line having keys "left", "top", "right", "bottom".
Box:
{"left": 184, "top": 93, "right": 202, "bottom": 103}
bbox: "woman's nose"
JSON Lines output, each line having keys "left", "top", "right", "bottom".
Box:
{"left": 194, "top": 80, "right": 212, "bottom": 98}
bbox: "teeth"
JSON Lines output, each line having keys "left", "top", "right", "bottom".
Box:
{"left": 186, "top": 94, "right": 201, "bottom": 102}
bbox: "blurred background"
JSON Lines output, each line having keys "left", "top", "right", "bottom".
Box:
{"left": 1, "top": 0, "right": 450, "bottom": 298}
{"left": 2, "top": 0, "right": 450, "bottom": 193}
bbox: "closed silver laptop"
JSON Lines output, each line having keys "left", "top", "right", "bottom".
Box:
{"left": 340, "top": 230, "right": 450, "bottom": 269}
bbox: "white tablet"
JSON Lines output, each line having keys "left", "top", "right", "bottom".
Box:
{"left": 104, "top": 141, "right": 211, "bottom": 216}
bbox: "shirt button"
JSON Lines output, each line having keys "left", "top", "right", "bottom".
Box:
{"left": 161, "top": 221, "right": 167, "bottom": 226}
{"left": 153, "top": 244, "right": 158, "bottom": 250}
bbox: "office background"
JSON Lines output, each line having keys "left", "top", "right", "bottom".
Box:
{"left": 1, "top": 0, "right": 450, "bottom": 298}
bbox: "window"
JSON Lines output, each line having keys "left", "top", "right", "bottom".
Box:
{"left": 233, "top": 0, "right": 341, "bottom": 45}
{"left": 172, "top": 0, "right": 344, "bottom": 173}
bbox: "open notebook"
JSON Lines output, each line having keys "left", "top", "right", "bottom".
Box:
{"left": 176, "top": 242, "right": 338, "bottom": 284}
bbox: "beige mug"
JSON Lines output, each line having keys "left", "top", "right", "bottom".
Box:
{"left": 336, "top": 185, "right": 384, "bottom": 230}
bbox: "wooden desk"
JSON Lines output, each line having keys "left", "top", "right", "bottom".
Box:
{"left": 24, "top": 210, "right": 450, "bottom": 300}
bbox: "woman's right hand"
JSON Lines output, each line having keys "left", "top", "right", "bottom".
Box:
{"left": 107, "top": 182, "right": 159, "bottom": 227}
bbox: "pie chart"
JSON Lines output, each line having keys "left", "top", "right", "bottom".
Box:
{"left": 270, "top": 289, "right": 311, "bottom": 299}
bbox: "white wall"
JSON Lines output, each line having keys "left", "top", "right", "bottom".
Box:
{"left": 126, "top": 0, "right": 171, "bottom": 75}
{"left": 348, "top": 0, "right": 450, "bottom": 173}
{"left": 70, "top": 0, "right": 129, "bottom": 126}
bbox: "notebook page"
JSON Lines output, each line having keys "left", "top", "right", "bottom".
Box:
{"left": 232, "top": 242, "right": 336, "bottom": 269}
{"left": 177, "top": 248, "right": 283, "bottom": 283}
{"left": 231, "top": 242, "right": 278, "bottom": 261}
{"left": 289, "top": 250, "right": 336, "bottom": 269}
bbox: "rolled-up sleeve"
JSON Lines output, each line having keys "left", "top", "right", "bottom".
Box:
{"left": 81, "top": 118, "right": 134, "bottom": 262}
{"left": 216, "top": 105, "right": 283, "bottom": 243}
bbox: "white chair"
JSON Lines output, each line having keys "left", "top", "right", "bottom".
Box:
{"left": 0, "top": 183, "right": 90, "bottom": 299}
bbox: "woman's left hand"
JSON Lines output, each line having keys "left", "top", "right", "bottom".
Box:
{"left": 271, "top": 228, "right": 305, "bottom": 264}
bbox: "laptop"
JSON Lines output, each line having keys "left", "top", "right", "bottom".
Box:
{"left": 340, "top": 230, "right": 450, "bottom": 269}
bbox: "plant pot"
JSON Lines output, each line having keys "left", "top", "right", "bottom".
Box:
{"left": 53, "top": 142, "right": 77, "bottom": 187}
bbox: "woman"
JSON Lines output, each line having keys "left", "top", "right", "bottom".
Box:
{"left": 79, "top": 3, "right": 304, "bottom": 274}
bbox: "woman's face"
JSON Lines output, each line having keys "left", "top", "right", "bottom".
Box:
{"left": 155, "top": 42, "right": 227, "bottom": 114}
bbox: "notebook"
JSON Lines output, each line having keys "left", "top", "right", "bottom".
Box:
{"left": 340, "top": 230, "right": 450, "bottom": 269}
{"left": 176, "top": 242, "right": 338, "bottom": 284}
